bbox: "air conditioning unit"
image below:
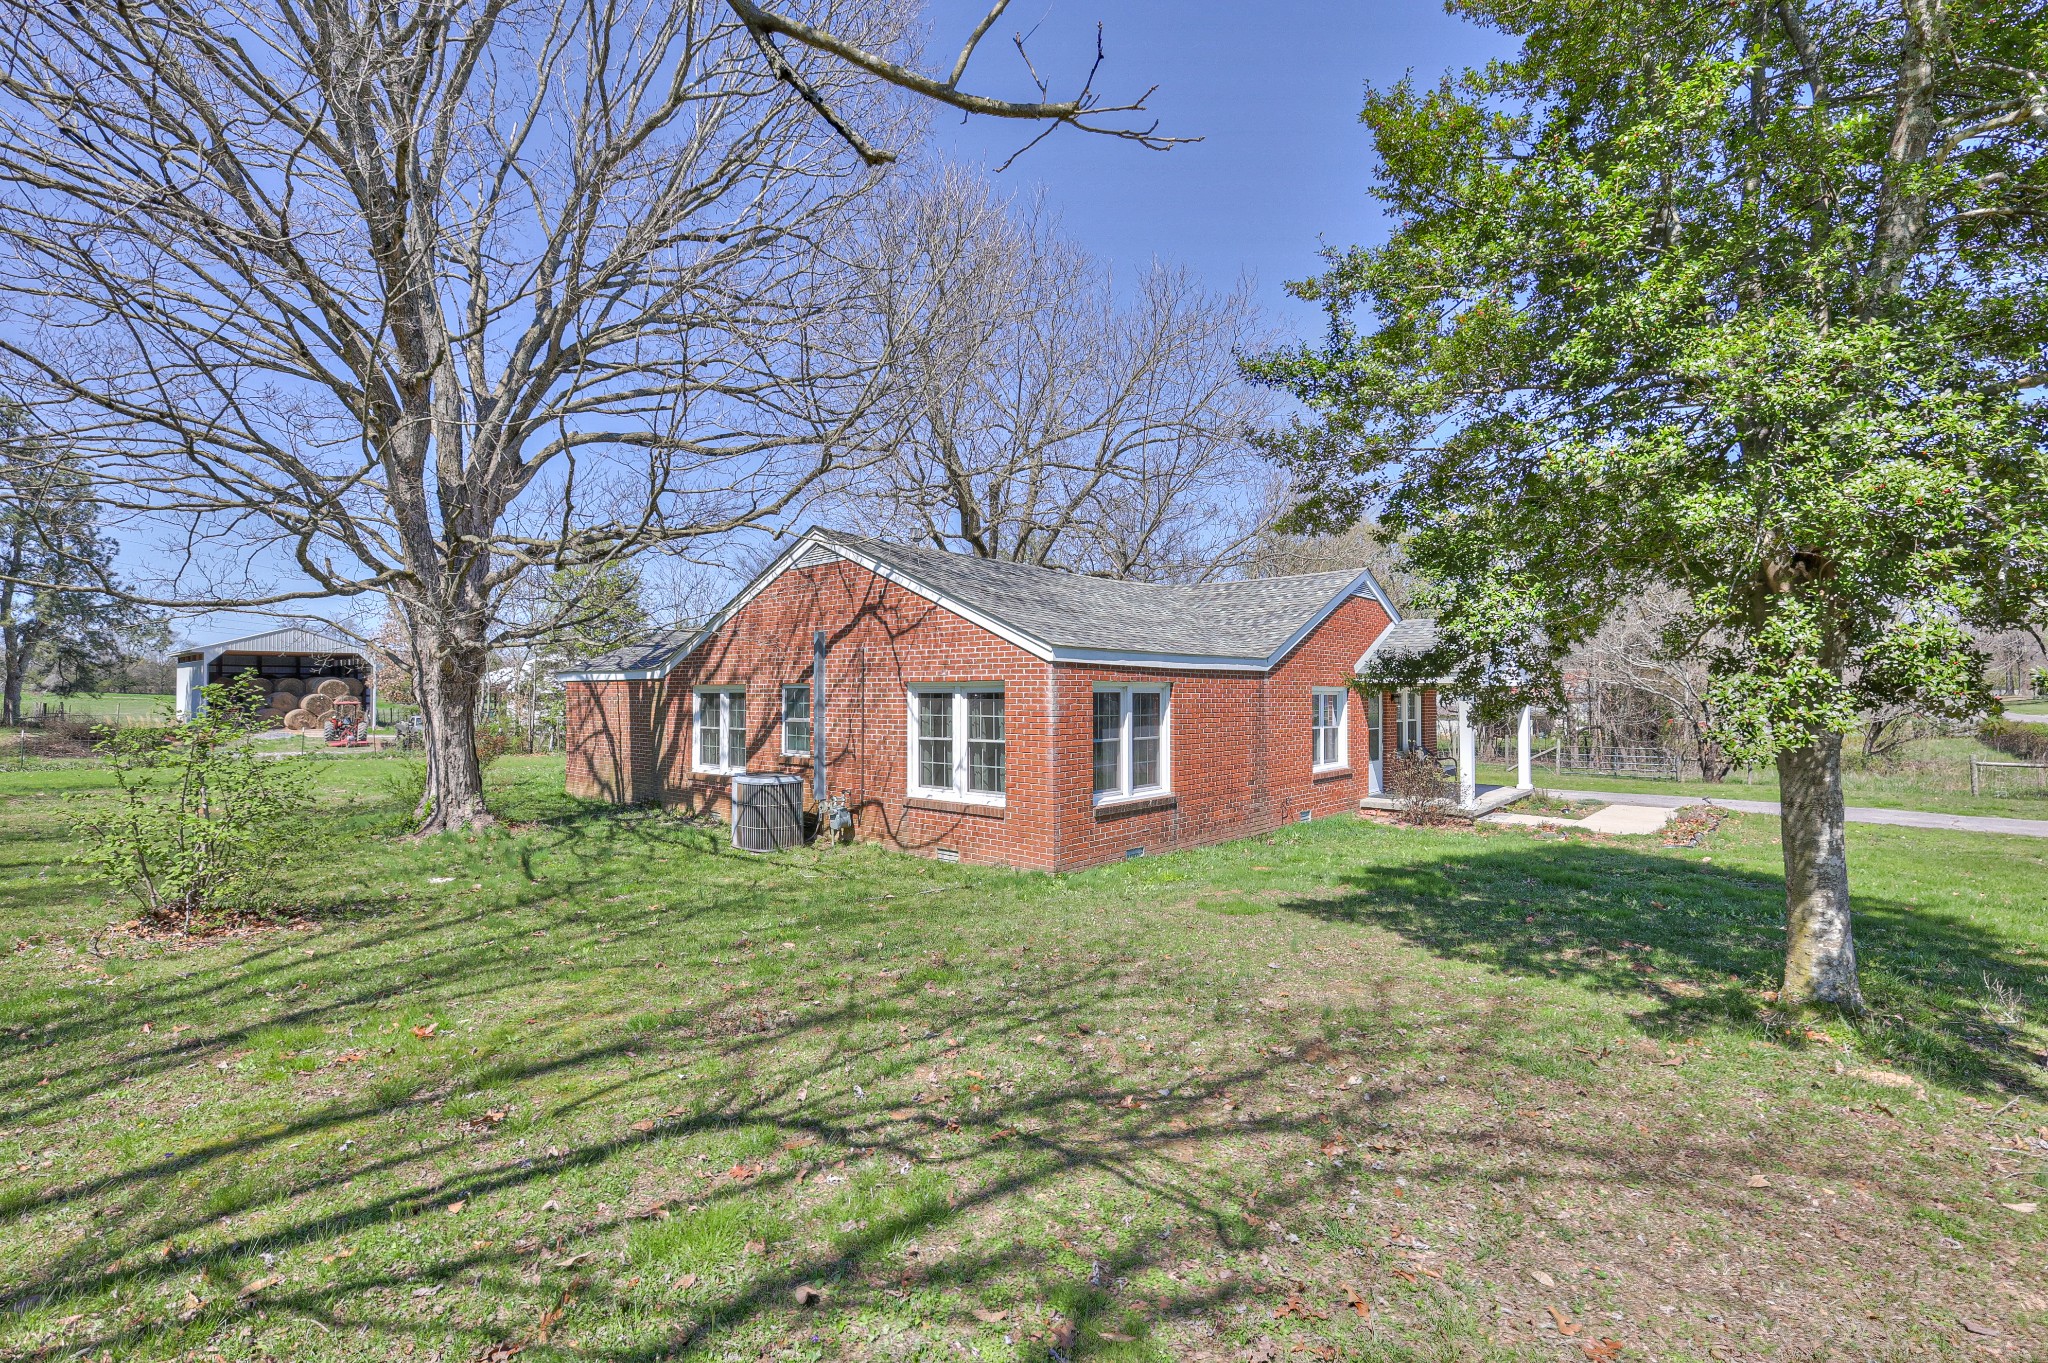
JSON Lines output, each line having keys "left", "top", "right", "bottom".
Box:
{"left": 731, "top": 773, "right": 805, "bottom": 852}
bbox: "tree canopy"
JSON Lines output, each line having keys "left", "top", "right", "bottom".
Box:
{"left": 1249, "top": 0, "right": 2048, "bottom": 1008}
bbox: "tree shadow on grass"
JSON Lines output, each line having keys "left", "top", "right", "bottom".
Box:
{"left": 1276, "top": 836, "right": 2048, "bottom": 1098}
{"left": 0, "top": 947, "right": 1425, "bottom": 1363}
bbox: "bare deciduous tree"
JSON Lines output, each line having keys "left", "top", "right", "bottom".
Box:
{"left": 1575, "top": 593, "right": 1734, "bottom": 782}
{"left": 844, "top": 170, "right": 1274, "bottom": 583}
{"left": 0, "top": 0, "right": 1178, "bottom": 830}
{"left": 1248, "top": 516, "right": 1416, "bottom": 607}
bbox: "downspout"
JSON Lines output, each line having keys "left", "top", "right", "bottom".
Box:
{"left": 812, "top": 628, "right": 828, "bottom": 827}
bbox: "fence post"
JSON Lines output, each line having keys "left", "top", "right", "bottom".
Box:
{"left": 1971, "top": 758, "right": 1979, "bottom": 796}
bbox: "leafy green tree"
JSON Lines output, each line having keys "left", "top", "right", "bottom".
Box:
{"left": 72, "top": 675, "right": 313, "bottom": 933}
{"left": 1249, "top": 0, "right": 2048, "bottom": 1009}
{"left": 1, "top": 422, "right": 166, "bottom": 725}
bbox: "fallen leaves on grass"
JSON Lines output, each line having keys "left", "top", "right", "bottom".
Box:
{"left": 474, "top": 1344, "right": 526, "bottom": 1363}
{"left": 2001, "top": 1201, "right": 2037, "bottom": 1213}
{"left": 1272, "top": 1294, "right": 1328, "bottom": 1321}
{"left": 320, "top": 1245, "right": 355, "bottom": 1265}
{"left": 792, "top": 1284, "right": 823, "bottom": 1306}
{"left": 236, "top": 1275, "right": 280, "bottom": 1299}
{"left": 1746, "top": 1174, "right": 1771, "bottom": 1188}
{"left": 1580, "top": 1338, "right": 1625, "bottom": 1361}
{"left": 971, "top": 1308, "right": 1008, "bottom": 1324}
{"left": 1547, "top": 1305, "right": 1583, "bottom": 1336}
{"left": 1342, "top": 1284, "right": 1369, "bottom": 1318}
{"left": 410, "top": 1023, "right": 438, "bottom": 1039}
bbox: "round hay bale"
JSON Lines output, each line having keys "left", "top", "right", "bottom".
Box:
{"left": 340, "top": 677, "right": 364, "bottom": 697}
{"left": 274, "top": 677, "right": 306, "bottom": 696}
{"left": 300, "top": 692, "right": 337, "bottom": 719}
{"left": 282, "top": 708, "right": 316, "bottom": 731}
{"left": 315, "top": 678, "right": 350, "bottom": 698}
{"left": 264, "top": 696, "right": 295, "bottom": 714}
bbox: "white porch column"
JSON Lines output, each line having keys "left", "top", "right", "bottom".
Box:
{"left": 1517, "top": 705, "right": 1533, "bottom": 789}
{"left": 1457, "top": 698, "right": 1476, "bottom": 809}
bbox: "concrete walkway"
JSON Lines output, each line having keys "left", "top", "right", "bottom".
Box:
{"left": 1486, "top": 803, "right": 1678, "bottom": 836}
{"left": 1541, "top": 788, "right": 2048, "bottom": 840}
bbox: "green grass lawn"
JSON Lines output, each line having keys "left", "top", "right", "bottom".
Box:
{"left": 2, "top": 755, "right": 2044, "bottom": 1361}
{"left": 1482, "top": 732, "right": 2048, "bottom": 820}
{"left": 15, "top": 692, "right": 175, "bottom": 722}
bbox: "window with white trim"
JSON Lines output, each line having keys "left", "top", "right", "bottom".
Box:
{"left": 1092, "top": 684, "right": 1169, "bottom": 802}
{"left": 781, "top": 683, "right": 812, "bottom": 757}
{"left": 1312, "top": 688, "right": 1348, "bottom": 770}
{"left": 693, "top": 687, "right": 747, "bottom": 773}
{"left": 907, "top": 687, "right": 1005, "bottom": 802}
{"left": 1398, "top": 688, "right": 1425, "bottom": 753}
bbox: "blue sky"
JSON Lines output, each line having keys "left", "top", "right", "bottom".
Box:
{"left": 173, "top": 2, "right": 1508, "bottom": 647}
{"left": 920, "top": 0, "right": 1508, "bottom": 334}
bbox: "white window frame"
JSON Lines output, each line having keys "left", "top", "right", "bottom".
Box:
{"left": 1091, "top": 682, "right": 1171, "bottom": 805}
{"left": 693, "top": 686, "right": 748, "bottom": 775}
{"left": 1398, "top": 688, "right": 1425, "bottom": 754}
{"left": 780, "top": 682, "right": 812, "bottom": 758}
{"left": 1312, "top": 687, "right": 1349, "bottom": 771}
{"left": 905, "top": 685, "right": 1006, "bottom": 806}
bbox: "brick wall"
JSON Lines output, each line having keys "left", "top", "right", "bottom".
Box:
{"left": 646, "top": 558, "right": 1063, "bottom": 871}
{"left": 1048, "top": 594, "right": 1396, "bottom": 869}
{"left": 565, "top": 676, "right": 658, "bottom": 803}
{"left": 563, "top": 553, "right": 1429, "bottom": 872}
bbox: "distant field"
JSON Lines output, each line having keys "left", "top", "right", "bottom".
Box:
{"left": 1485, "top": 731, "right": 2048, "bottom": 820}
{"left": 15, "top": 692, "right": 173, "bottom": 721}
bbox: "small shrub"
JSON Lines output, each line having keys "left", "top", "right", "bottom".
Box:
{"left": 372, "top": 756, "right": 428, "bottom": 815}
{"left": 473, "top": 715, "right": 529, "bottom": 768}
{"left": 1383, "top": 749, "right": 1455, "bottom": 824}
{"left": 70, "top": 673, "right": 314, "bottom": 932}
{"left": 1980, "top": 718, "right": 2048, "bottom": 762}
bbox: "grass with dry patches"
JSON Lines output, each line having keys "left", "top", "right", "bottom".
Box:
{"left": 1, "top": 754, "right": 2044, "bottom": 1362}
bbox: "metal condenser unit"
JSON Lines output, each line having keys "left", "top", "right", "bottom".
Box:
{"left": 731, "top": 772, "right": 804, "bottom": 852}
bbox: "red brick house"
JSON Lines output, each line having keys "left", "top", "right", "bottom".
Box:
{"left": 559, "top": 528, "right": 1448, "bottom": 872}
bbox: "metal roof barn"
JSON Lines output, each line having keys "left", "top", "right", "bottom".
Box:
{"left": 173, "top": 626, "right": 377, "bottom": 725}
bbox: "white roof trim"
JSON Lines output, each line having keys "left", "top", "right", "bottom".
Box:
{"left": 1354, "top": 629, "right": 1451, "bottom": 682}
{"left": 558, "top": 531, "right": 1406, "bottom": 681}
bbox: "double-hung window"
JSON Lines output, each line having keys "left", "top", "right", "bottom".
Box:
{"left": 908, "top": 687, "right": 1005, "bottom": 802}
{"left": 1398, "top": 688, "right": 1425, "bottom": 753}
{"left": 1312, "top": 688, "right": 1348, "bottom": 770}
{"left": 693, "top": 687, "right": 747, "bottom": 773}
{"left": 781, "top": 683, "right": 812, "bottom": 757}
{"left": 1092, "top": 684, "right": 1168, "bottom": 802}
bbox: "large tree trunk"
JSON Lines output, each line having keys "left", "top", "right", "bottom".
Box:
{"left": 1, "top": 630, "right": 22, "bottom": 727}
{"left": 411, "top": 625, "right": 493, "bottom": 834}
{"left": 1776, "top": 732, "right": 1862, "bottom": 1010}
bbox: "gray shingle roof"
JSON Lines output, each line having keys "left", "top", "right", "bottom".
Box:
{"left": 571, "top": 627, "right": 703, "bottom": 674}
{"left": 1359, "top": 617, "right": 1438, "bottom": 663}
{"left": 813, "top": 530, "right": 1370, "bottom": 660}
{"left": 559, "top": 530, "right": 1392, "bottom": 677}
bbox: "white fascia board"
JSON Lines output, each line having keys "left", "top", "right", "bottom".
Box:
{"left": 1258, "top": 568, "right": 1401, "bottom": 672}
{"left": 1353, "top": 629, "right": 1452, "bottom": 682}
{"left": 557, "top": 668, "right": 671, "bottom": 682}
{"left": 1048, "top": 646, "right": 1266, "bottom": 672}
